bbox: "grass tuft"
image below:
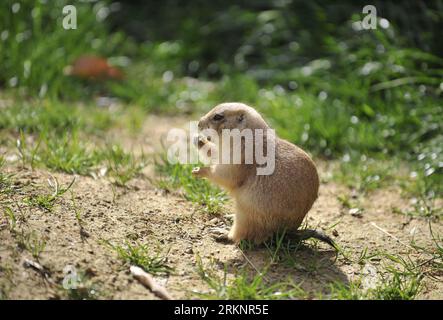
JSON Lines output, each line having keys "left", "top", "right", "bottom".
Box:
{"left": 24, "top": 177, "right": 75, "bottom": 212}
{"left": 0, "top": 157, "right": 15, "bottom": 196}
{"left": 196, "top": 257, "right": 306, "bottom": 299}
{"left": 103, "top": 145, "right": 147, "bottom": 187}
{"left": 154, "top": 152, "right": 228, "bottom": 215}
{"left": 16, "top": 230, "right": 47, "bottom": 260}
{"left": 330, "top": 251, "right": 424, "bottom": 300}
{"left": 106, "top": 240, "right": 173, "bottom": 275}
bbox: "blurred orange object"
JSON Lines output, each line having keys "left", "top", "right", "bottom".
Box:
{"left": 65, "top": 55, "right": 124, "bottom": 80}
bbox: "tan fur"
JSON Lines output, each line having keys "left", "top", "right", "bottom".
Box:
{"left": 193, "top": 102, "right": 319, "bottom": 244}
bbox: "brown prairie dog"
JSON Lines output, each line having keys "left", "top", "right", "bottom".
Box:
{"left": 192, "top": 102, "right": 331, "bottom": 246}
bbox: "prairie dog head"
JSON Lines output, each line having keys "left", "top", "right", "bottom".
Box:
{"left": 195, "top": 103, "right": 276, "bottom": 174}
{"left": 198, "top": 102, "right": 269, "bottom": 133}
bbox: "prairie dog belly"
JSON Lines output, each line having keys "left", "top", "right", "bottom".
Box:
{"left": 233, "top": 155, "right": 318, "bottom": 226}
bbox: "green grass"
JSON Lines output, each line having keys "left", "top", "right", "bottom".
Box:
{"left": 107, "top": 62, "right": 217, "bottom": 114}
{"left": 16, "top": 130, "right": 41, "bottom": 170}
{"left": 3, "top": 207, "right": 17, "bottom": 231}
{"left": 103, "top": 145, "right": 148, "bottom": 187}
{"left": 266, "top": 239, "right": 323, "bottom": 273}
{"left": 331, "top": 158, "right": 441, "bottom": 219}
{"left": 329, "top": 250, "right": 425, "bottom": 300}
{"left": 238, "top": 227, "right": 338, "bottom": 273}
{"left": 0, "top": 0, "right": 128, "bottom": 99}
{"left": 70, "top": 191, "right": 89, "bottom": 239}
{"left": 330, "top": 268, "right": 423, "bottom": 300}
{"left": 154, "top": 153, "right": 228, "bottom": 215}
{"left": 196, "top": 257, "right": 306, "bottom": 299}
{"left": 8, "top": 127, "right": 148, "bottom": 187}
{"left": 1, "top": 49, "right": 441, "bottom": 204}
{"left": 372, "top": 272, "right": 423, "bottom": 300}
{"left": 333, "top": 159, "right": 397, "bottom": 194}
{"left": 23, "top": 177, "right": 75, "bottom": 212}
{"left": 37, "top": 133, "right": 102, "bottom": 175}
{"left": 398, "top": 196, "right": 442, "bottom": 220}
{"left": 16, "top": 230, "right": 47, "bottom": 260}
{"left": 0, "top": 156, "right": 15, "bottom": 196}
{"left": 395, "top": 173, "right": 442, "bottom": 220}
{"left": 410, "top": 223, "right": 443, "bottom": 277}
{"left": 0, "top": 98, "right": 138, "bottom": 136}
{"left": 2, "top": 197, "right": 46, "bottom": 260}
{"left": 427, "top": 225, "right": 443, "bottom": 274}
{"left": 0, "top": 1, "right": 441, "bottom": 187}
{"left": 106, "top": 240, "right": 173, "bottom": 275}
{"left": 355, "top": 247, "right": 382, "bottom": 266}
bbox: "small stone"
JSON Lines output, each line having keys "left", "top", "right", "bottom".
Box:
{"left": 349, "top": 208, "right": 363, "bottom": 217}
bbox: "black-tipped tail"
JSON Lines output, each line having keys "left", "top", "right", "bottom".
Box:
{"left": 292, "top": 229, "right": 338, "bottom": 250}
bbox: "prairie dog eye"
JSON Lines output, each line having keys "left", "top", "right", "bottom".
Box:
{"left": 212, "top": 113, "right": 224, "bottom": 121}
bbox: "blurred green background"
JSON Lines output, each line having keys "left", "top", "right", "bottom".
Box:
{"left": 0, "top": 0, "right": 442, "bottom": 195}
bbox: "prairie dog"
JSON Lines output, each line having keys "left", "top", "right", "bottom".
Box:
{"left": 193, "top": 102, "right": 335, "bottom": 247}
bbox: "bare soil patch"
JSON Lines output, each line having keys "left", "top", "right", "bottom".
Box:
{"left": 0, "top": 116, "right": 441, "bottom": 299}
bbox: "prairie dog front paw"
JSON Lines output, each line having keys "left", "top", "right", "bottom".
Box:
{"left": 197, "top": 134, "right": 210, "bottom": 148}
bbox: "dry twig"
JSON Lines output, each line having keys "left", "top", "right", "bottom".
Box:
{"left": 130, "top": 265, "right": 173, "bottom": 300}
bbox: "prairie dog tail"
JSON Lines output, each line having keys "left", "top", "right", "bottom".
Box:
{"left": 291, "top": 229, "right": 338, "bottom": 250}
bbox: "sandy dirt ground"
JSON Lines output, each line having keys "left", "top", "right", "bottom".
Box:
{"left": 0, "top": 116, "right": 442, "bottom": 299}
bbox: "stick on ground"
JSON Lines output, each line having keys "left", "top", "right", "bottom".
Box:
{"left": 130, "top": 265, "right": 173, "bottom": 300}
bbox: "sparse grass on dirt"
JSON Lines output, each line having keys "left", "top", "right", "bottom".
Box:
{"left": 154, "top": 152, "right": 228, "bottom": 215}
{"left": 102, "top": 145, "right": 148, "bottom": 187}
{"left": 196, "top": 256, "right": 307, "bottom": 300}
{"left": 5, "top": 125, "right": 148, "bottom": 188}
{"left": 0, "top": 94, "right": 442, "bottom": 300}
{"left": 331, "top": 250, "right": 426, "bottom": 300}
{"left": 16, "top": 230, "right": 47, "bottom": 260}
{"left": 0, "top": 157, "right": 14, "bottom": 196}
{"left": 0, "top": 0, "right": 441, "bottom": 301}
{"left": 105, "top": 240, "right": 173, "bottom": 276}
{"left": 23, "top": 177, "right": 75, "bottom": 212}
